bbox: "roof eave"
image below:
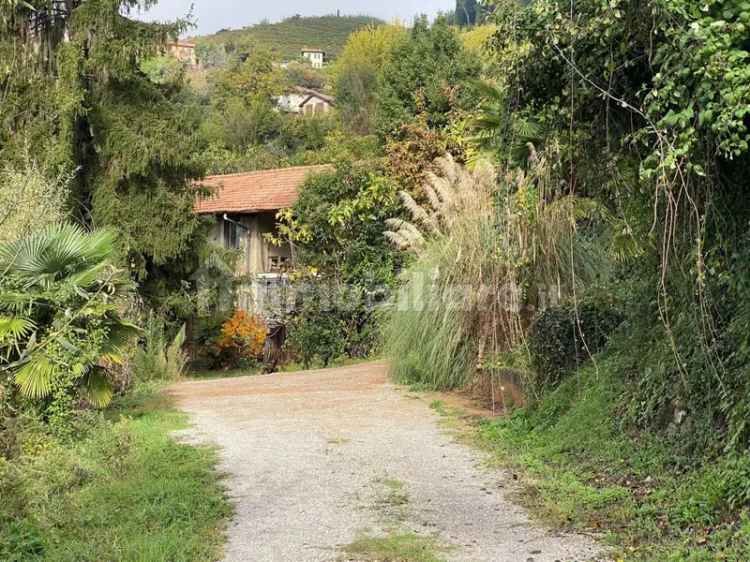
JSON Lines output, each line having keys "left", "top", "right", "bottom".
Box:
{"left": 195, "top": 207, "right": 286, "bottom": 215}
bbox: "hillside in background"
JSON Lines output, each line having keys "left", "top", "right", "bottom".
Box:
{"left": 196, "top": 15, "right": 384, "bottom": 61}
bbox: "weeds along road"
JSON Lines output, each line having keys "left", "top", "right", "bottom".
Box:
{"left": 169, "top": 361, "right": 602, "bottom": 562}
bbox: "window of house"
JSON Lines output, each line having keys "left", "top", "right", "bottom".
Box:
{"left": 269, "top": 256, "right": 290, "bottom": 272}
{"left": 223, "top": 218, "right": 240, "bottom": 249}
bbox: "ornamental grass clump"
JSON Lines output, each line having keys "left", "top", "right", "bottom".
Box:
{"left": 384, "top": 152, "right": 605, "bottom": 394}
{"left": 131, "top": 315, "right": 188, "bottom": 381}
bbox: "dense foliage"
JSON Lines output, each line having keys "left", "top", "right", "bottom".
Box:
{"left": 276, "top": 163, "right": 403, "bottom": 364}
{"left": 526, "top": 296, "right": 623, "bottom": 395}
{"left": 1, "top": 5, "right": 229, "bottom": 557}
{"left": 376, "top": 17, "right": 480, "bottom": 137}
{"left": 0, "top": 159, "right": 70, "bottom": 245}
{"left": 279, "top": 163, "right": 403, "bottom": 287}
{"left": 6, "top": 0, "right": 750, "bottom": 558}
{"left": 377, "top": 0, "right": 750, "bottom": 558}
{"left": 0, "top": 0, "right": 213, "bottom": 319}
{"left": 0, "top": 225, "right": 137, "bottom": 427}
{"left": 334, "top": 24, "right": 407, "bottom": 134}
{"left": 482, "top": 0, "right": 750, "bottom": 455}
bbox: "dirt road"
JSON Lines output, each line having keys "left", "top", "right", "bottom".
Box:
{"left": 169, "top": 362, "right": 602, "bottom": 562}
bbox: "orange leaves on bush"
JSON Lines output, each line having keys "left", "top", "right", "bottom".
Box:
{"left": 215, "top": 310, "right": 267, "bottom": 361}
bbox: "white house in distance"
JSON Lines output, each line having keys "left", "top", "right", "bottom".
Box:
{"left": 301, "top": 47, "right": 325, "bottom": 68}
{"left": 276, "top": 87, "right": 334, "bottom": 115}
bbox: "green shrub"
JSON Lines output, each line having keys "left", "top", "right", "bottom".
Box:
{"left": 285, "top": 284, "right": 347, "bottom": 369}
{"left": 527, "top": 296, "right": 623, "bottom": 395}
{"left": 131, "top": 315, "right": 187, "bottom": 381}
{"left": 284, "top": 280, "right": 384, "bottom": 369}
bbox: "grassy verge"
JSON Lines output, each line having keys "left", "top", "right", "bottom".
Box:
{"left": 188, "top": 366, "right": 261, "bottom": 379}
{"left": 278, "top": 355, "right": 380, "bottom": 373}
{"left": 188, "top": 355, "right": 379, "bottom": 379}
{"left": 342, "top": 532, "right": 448, "bottom": 562}
{"left": 473, "top": 353, "right": 750, "bottom": 561}
{"left": 0, "top": 383, "right": 230, "bottom": 561}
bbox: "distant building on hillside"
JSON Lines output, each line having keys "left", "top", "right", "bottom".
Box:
{"left": 276, "top": 87, "right": 334, "bottom": 115}
{"left": 168, "top": 40, "right": 198, "bottom": 68}
{"left": 301, "top": 47, "right": 325, "bottom": 68}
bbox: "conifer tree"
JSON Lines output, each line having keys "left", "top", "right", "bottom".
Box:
{"left": 0, "top": 0, "right": 206, "bottom": 311}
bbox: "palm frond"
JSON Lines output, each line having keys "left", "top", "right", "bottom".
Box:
{"left": 15, "top": 355, "right": 57, "bottom": 400}
{"left": 99, "top": 321, "right": 140, "bottom": 365}
{"left": 66, "top": 260, "right": 112, "bottom": 289}
{"left": 0, "top": 223, "right": 116, "bottom": 289}
{"left": 514, "top": 118, "right": 542, "bottom": 140}
{"left": 81, "top": 369, "right": 114, "bottom": 408}
{"left": 0, "top": 291, "right": 36, "bottom": 312}
{"left": 470, "top": 79, "right": 505, "bottom": 103}
{"left": 0, "top": 316, "right": 35, "bottom": 343}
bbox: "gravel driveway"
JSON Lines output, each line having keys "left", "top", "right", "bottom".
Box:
{"left": 169, "top": 361, "right": 602, "bottom": 562}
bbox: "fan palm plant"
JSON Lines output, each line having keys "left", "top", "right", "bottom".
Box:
{"left": 0, "top": 223, "right": 138, "bottom": 409}
{"left": 467, "top": 80, "right": 543, "bottom": 165}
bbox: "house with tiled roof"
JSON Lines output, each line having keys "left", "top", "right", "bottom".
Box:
{"left": 167, "top": 40, "right": 198, "bottom": 68}
{"left": 276, "top": 87, "right": 335, "bottom": 115}
{"left": 195, "top": 164, "right": 330, "bottom": 275}
{"left": 195, "top": 164, "right": 330, "bottom": 316}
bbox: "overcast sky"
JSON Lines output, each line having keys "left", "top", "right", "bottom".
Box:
{"left": 137, "top": 0, "right": 455, "bottom": 36}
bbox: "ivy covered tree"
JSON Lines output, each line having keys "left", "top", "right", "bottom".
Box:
{"left": 376, "top": 17, "right": 480, "bottom": 137}
{"left": 0, "top": 0, "right": 207, "bottom": 314}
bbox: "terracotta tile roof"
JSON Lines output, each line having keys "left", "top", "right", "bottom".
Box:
{"left": 298, "top": 89, "right": 335, "bottom": 106}
{"left": 194, "top": 165, "right": 331, "bottom": 215}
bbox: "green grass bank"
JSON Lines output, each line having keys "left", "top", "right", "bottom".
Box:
{"left": 475, "top": 353, "right": 750, "bottom": 561}
{"left": 0, "top": 384, "right": 230, "bottom": 561}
